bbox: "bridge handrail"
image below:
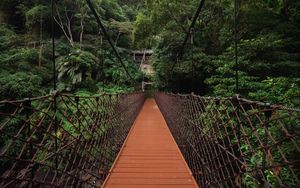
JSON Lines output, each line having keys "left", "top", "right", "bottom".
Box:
{"left": 155, "top": 92, "right": 300, "bottom": 188}
{"left": 0, "top": 92, "right": 146, "bottom": 187}
{"left": 162, "top": 92, "right": 300, "bottom": 112}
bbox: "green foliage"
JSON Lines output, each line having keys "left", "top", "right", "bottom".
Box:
{"left": 134, "top": 0, "right": 299, "bottom": 107}
{"left": 3, "top": 47, "right": 39, "bottom": 66}
{"left": 0, "top": 1, "right": 299, "bottom": 186}
{"left": 57, "top": 49, "right": 98, "bottom": 87}
{"left": 205, "top": 31, "right": 300, "bottom": 104}
{"left": 0, "top": 116, "right": 25, "bottom": 168}
{"left": 0, "top": 24, "right": 18, "bottom": 51}
{"left": 100, "top": 0, "right": 127, "bottom": 21}
{"left": 97, "top": 83, "right": 134, "bottom": 93}
{"left": 133, "top": 12, "right": 154, "bottom": 48}
{"left": 55, "top": 41, "right": 72, "bottom": 56}
{"left": 0, "top": 0, "right": 145, "bottom": 99}
{"left": 25, "top": 5, "right": 48, "bottom": 28}
{"left": 249, "top": 77, "right": 300, "bottom": 106}
{"left": 0, "top": 72, "right": 43, "bottom": 100}
{"left": 1, "top": 0, "right": 299, "bottom": 106}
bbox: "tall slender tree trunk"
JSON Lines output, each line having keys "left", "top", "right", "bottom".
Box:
{"left": 79, "top": 12, "right": 85, "bottom": 49}
{"left": 0, "top": 11, "right": 7, "bottom": 23}
{"left": 54, "top": 4, "right": 74, "bottom": 47}
{"left": 115, "top": 31, "right": 121, "bottom": 46}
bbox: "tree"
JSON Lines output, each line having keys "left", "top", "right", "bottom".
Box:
{"left": 133, "top": 0, "right": 300, "bottom": 107}
{"left": 57, "top": 49, "right": 98, "bottom": 89}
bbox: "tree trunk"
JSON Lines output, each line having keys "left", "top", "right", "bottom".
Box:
{"left": 79, "top": 12, "right": 85, "bottom": 49}
{"left": 115, "top": 31, "right": 121, "bottom": 46}
{"left": 54, "top": 4, "right": 74, "bottom": 47}
{"left": 0, "top": 10, "right": 7, "bottom": 23}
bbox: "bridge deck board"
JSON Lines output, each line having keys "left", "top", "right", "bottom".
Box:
{"left": 103, "top": 99, "right": 198, "bottom": 188}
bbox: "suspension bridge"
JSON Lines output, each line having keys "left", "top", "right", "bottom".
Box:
{"left": 0, "top": 0, "right": 299, "bottom": 187}
{"left": 0, "top": 92, "right": 299, "bottom": 187}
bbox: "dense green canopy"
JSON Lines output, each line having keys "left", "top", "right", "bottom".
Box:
{"left": 0, "top": 2, "right": 299, "bottom": 186}
{"left": 0, "top": 0, "right": 299, "bottom": 107}
{"left": 0, "top": 0, "right": 144, "bottom": 100}
{"left": 133, "top": 0, "right": 299, "bottom": 106}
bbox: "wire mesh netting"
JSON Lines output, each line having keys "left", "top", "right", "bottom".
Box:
{"left": 155, "top": 92, "right": 300, "bottom": 188}
{"left": 0, "top": 92, "right": 145, "bottom": 187}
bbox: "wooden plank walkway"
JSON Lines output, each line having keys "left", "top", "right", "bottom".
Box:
{"left": 103, "top": 99, "right": 199, "bottom": 188}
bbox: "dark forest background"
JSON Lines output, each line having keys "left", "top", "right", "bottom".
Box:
{"left": 0, "top": 0, "right": 299, "bottom": 107}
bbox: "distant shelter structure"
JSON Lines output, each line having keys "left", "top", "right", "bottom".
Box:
{"left": 132, "top": 50, "right": 154, "bottom": 91}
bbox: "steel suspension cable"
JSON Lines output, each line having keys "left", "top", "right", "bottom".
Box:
{"left": 51, "top": 0, "right": 56, "bottom": 91}
{"left": 171, "top": 0, "right": 206, "bottom": 73}
{"left": 85, "top": 0, "right": 135, "bottom": 82}
{"left": 234, "top": 0, "right": 239, "bottom": 93}
{"left": 51, "top": 0, "right": 59, "bottom": 170}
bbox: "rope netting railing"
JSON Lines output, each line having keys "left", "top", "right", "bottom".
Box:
{"left": 0, "top": 92, "right": 145, "bottom": 187}
{"left": 155, "top": 92, "right": 300, "bottom": 188}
